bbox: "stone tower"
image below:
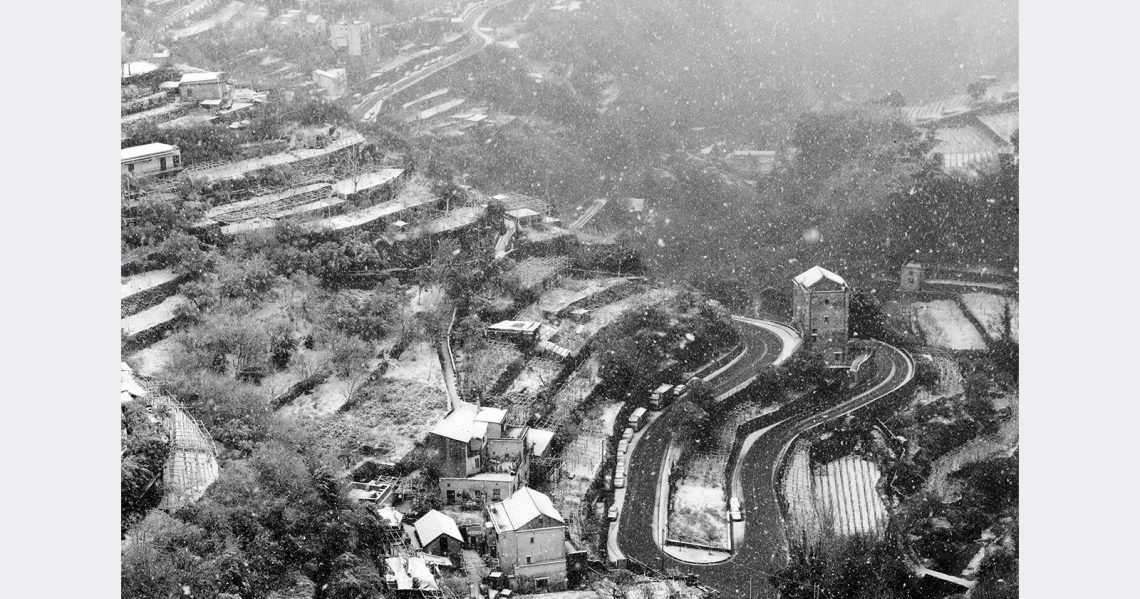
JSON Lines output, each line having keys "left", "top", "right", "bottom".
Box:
{"left": 900, "top": 262, "right": 926, "bottom": 291}
{"left": 792, "top": 266, "right": 851, "bottom": 368}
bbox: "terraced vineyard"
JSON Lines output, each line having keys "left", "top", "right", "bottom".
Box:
{"left": 812, "top": 456, "right": 888, "bottom": 538}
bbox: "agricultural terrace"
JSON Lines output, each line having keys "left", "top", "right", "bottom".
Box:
{"left": 960, "top": 293, "right": 1019, "bottom": 343}
{"left": 812, "top": 456, "right": 889, "bottom": 538}
{"left": 512, "top": 255, "right": 572, "bottom": 290}
{"left": 305, "top": 350, "right": 452, "bottom": 466}
{"left": 882, "top": 291, "right": 1018, "bottom": 352}
{"left": 910, "top": 300, "right": 988, "bottom": 351}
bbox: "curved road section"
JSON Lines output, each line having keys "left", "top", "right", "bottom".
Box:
{"left": 354, "top": 0, "right": 515, "bottom": 122}
{"left": 606, "top": 317, "right": 798, "bottom": 565}
{"left": 616, "top": 339, "right": 914, "bottom": 599}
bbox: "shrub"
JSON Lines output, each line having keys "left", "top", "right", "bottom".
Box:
{"left": 218, "top": 256, "right": 279, "bottom": 301}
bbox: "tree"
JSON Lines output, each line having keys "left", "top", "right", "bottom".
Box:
{"left": 157, "top": 232, "right": 217, "bottom": 277}
{"left": 218, "top": 255, "right": 279, "bottom": 302}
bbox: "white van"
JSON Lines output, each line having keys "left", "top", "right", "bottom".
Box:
{"left": 628, "top": 407, "right": 648, "bottom": 431}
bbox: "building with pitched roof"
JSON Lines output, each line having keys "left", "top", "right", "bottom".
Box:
{"left": 486, "top": 487, "right": 568, "bottom": 592}
{"left": 792, "top": 266, "right": 851, "bottom": 368}
{"left": 429, "top": 403, "right": 553, "bottom": 505}
{"left": 413, "top": 509, "right": 464, "bottom": 559}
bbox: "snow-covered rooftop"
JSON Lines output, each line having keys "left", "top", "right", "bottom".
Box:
{"left": 488, "top": 487, "right": 564, "bottom": 533}
{"left": 430, "top": 403, "right": 508, "bottom": 443}
{"left": 121, "top": 142, "right": 178, "bottom": 162}
{"left": 793, "top": 266, "right": 847, "bottom": 289}
{"left": 179, "top": 71, "right": 225, "bottom": 84}
{"left": 414, "top": 509, "right": 463, "bottom": 546}
{"left": 488, "top": 320, "right": 541, "bottom": 333}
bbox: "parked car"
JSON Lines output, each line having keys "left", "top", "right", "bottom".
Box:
{"left": 729, "top": 497, "right": 742, "bottom": 521}
{"left": 608, "top": 505, "right": 619, "bottom": 521}
{"left": 622, "top": 427, "right": 634, "bottom": 442}
{"left": 614, "top": 474, "right": 626, "bottom": 488}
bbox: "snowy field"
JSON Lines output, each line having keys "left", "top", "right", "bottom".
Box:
{"left": 668, "top": 440, "right": 730, "bottom": 549}
{"left": 960, "top": 293, "right": 1019, "bottom": 343}
{"left": 121, "top": 268, "right": 180, "bottom": 299}
{"left": 384, "top": 341, "right": 446, "bottom": 393}
{"left": 911, "top": 300, "right": 988, "bottom": 351}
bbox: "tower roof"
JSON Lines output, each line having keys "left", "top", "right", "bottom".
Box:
{"left": 793, "top": 266, "right": 847, "bottom": 289}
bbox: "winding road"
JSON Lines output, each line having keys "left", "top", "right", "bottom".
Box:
{"left": 353, "top": 0, "right": 516, "bottom": 122}
{"left": 615, "top": 325, "right": 914, "bottom": 599}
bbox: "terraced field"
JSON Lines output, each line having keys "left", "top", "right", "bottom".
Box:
{"left": 812, "top": 456, "right": 889, "bottom": 538}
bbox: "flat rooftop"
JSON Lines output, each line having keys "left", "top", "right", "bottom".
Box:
{"left": 122, "top": 143, "right": 178, "bottom": 162}
{"left": 488, "top": 320, "right": 541, "bottom": 333}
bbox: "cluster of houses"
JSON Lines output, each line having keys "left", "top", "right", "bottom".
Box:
{"left": 350, "top": 400, "right": 578, "bottom": 594}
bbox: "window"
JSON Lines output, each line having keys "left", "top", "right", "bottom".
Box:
{"left": 159, "top": 157, "right": 167, "bottom": 171}
{"left": 536, "top": 578, "right": 549, "bottom": 590}
{"left": 173, "top": 155, "right": 181, "bottom": 167}
{"left": 492, "top": 488, "right": 501, "bottom": 501}
{"left": 530, "top": 537, "right": 535, "bottom": 544}
{"left": 127, "top": 163, "right": 134, "bottom": 173}
{"left": 526, "top": 556, "right": 532, "bottom": 564}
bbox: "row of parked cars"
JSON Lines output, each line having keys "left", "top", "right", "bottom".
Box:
{"left": 608, "top": 379, "right": 746, "bottom": 524}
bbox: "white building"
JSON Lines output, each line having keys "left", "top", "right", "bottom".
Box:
{"left": 312, "top": 68, "right": 347, "bottom": 99}
{"left": 486, "top": 488, "right": 569, "bottom": 592}
{"left": 330, "top": 20, "right": 372, "bottom": 56}
{"left": 178, "top": 72, "right": 232, "bottom": 101}
{"left": 121, "top": 143, "right": 182, "bottom": 178}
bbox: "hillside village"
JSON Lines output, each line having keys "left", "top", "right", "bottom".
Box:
{"left": 121, "top": 2, "right": 1019, "bottom": 599}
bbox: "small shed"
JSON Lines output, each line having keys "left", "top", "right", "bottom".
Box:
{"left": 506, "top": 208, "right": 542, "bottom": 227}
{"left": 178, "top": 71, "right": 231, "bottom": 101}
{"left": 121, "top": 143, "right": 182, "bottom": 178}
{"left": 487, "top": 320, "right": 541, "bottom": 343}
{"left": 413, "top": 509, "right": 463, "bottom": 560}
